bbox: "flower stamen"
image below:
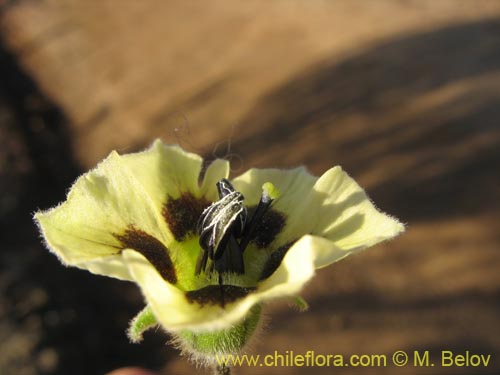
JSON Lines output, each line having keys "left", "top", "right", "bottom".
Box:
{"left": 195, "top": 179, "right": 279, "bottom": 279}
{"left": 238, "top": 182, "right": 279, "bottom": 251}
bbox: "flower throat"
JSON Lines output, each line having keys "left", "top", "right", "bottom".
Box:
{"left": 195, "top": 179, "right": 276, "bottom": 277}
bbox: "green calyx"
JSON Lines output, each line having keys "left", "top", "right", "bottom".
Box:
{"left": 176, "top": 304, "right": 262, "bottom": 360}
{"left": 128, "top": 305, "right": 158, "bottom": 343}
{"left": 129, "top": 304, "right": 262, "bottom": 362}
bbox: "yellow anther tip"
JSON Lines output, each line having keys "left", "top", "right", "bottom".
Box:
{"left": 262, "top": 182, "right": 280, "bottom": 201}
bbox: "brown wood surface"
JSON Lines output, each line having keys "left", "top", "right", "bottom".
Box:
{"left": 1, "top": 1, "right": 499, "bottom": 374}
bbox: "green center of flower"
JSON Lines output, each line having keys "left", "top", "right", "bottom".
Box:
{"left": 114, "top": 179, "right": 292, "bottom": 307}
{"left": 195, "top": 179, "right": 277, "bottom": 278}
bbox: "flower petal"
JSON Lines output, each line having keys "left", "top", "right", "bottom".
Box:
{"left": 123, "top": 235, "right": 319, "bottom": 332}
{"left": 232, "top": 165, "right": 403, "bottom": 270}
{"left": 34, "top": 148, "right": 172, "bottom": 280}
{"left": 232, "top": 167, "right": 319, "bottom": 245}
{"left": 120, "top": 140, "right": 204, "bottom": 202}
{"left": 297, "top": 234, "right": 357, "bottom": 269}
{"left": 199, "top": 158, "right": 230, "bottom": 200}
{"left": 254, "top": 235, "right": 316, "bottom": 297}
{"left": 124, "top": 249, "right": 228, "bottom": 331}
{"left": 311, "top": 166, "right": 405, "bottom": 266}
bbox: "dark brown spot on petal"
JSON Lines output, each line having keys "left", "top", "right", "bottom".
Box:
{"left": 162, "top": 193, "right": 210, "bottom": 241}
{"left": 259, "top": 240, "right": 297, "bottom": 281}
{"left": 246, "top": 207, "right": 286, "bottom": 248}
{"left": 186, "top": 285, "right": 256, "bottom": 307}
{"left": 115, "top": 227, "right": 177, "bottom": 284}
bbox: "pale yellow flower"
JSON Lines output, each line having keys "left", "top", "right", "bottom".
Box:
{"left": 34, "top": 140, "right": 404, "bottom": 361}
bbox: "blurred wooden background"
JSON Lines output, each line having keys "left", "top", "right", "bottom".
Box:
{"left": 1, "top": 1, "right": 499, "bottom": 374}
